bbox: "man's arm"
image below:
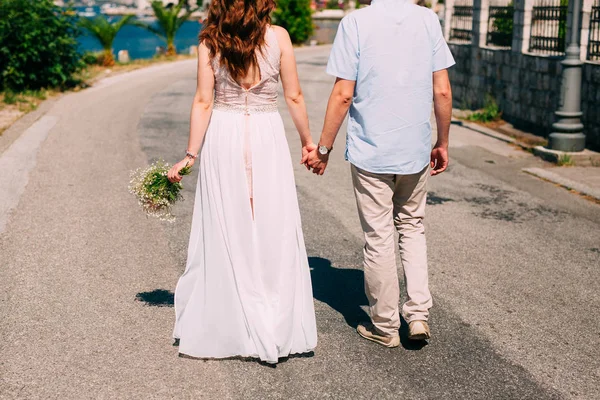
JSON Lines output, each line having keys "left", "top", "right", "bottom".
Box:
{"left": 304, "top": 78, "right": 356, "bottom": 175}
{"left": 431, "top": 69, "right": 452, "bottom": 176}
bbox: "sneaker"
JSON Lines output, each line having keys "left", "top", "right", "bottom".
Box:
{"left": 357, "top": 324, "right": 400, "bottom": 348}
{"left": 408, "top": 320, "right": 431, "bottom": 340}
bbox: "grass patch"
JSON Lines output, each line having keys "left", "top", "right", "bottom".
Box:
{"left": 1, "top": 90, "right": 48, "bottom": 112}
{"left": 75, "top": 53, "right": 194, "bottom": 85}
{"left": 557, "top": 153, "right": 575, "bottom": 166}
{"left": 467, "top": 95, "right": 502, "bottom": 123}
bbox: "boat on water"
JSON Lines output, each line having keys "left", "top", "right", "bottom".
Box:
{"left": 77, "top": 7, "right": 97, "bottom": 17}
{"left": 101, "top": 3, "right": 140, "bottom": 16}
{"left": 135, "top": 15, "right": 157, "bottom": 22}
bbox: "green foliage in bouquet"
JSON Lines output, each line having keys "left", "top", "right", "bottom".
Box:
{"left": 273, "top": 0, "right": 314, "bottom": 44}
{"left": 129, "top": 160, "right": 192, "bottom": 222}
{"left": 0, "top": 0, "right": 83, "bottom": 92}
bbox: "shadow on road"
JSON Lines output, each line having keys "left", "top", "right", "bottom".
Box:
{"left": 135, "top": 289, "right": 174, "bottom": 307}
{"left": 309, "top": 256, "right": 370, "bottom": 329}
{"left": 138, "top": 260, "right": 427, "bottom": 350}
{"left": 309, "top": 256, "right": 428, "bottom": 351}
{"left": 399, "top": 318, "right": 428, "bottom": 351}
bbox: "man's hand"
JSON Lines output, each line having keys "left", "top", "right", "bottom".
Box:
{"left": 301, "top": 142, "right": 317, "bottom": 170}
{"left": 303, "top": 148, "right": 329, "bottom": 176}
{"left": 430, "top": 145, "right": 448, "bottom": 176}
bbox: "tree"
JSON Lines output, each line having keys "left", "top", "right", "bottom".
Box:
{"left": 0, "top": 0, "right": 82, "bottom": 92}
{"left": 490, "top": 3, "right": 513, "bottom": 47}
{"left": 138, "top": 0, "right": 198, "bottom": 56}
{"left": 273, "top": 0, "right": 314, "bottom": 44}
{"left": 79, "top": 15, "right": 136, "bottom": 66}
{"left": 558, "top": 0, "right": 568, "bottom": 52}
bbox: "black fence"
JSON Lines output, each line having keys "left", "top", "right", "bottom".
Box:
{"left": 528, "top": 0, "right": 568, "bottom": 55}
{"left": 450, "top": 0, "right": 474, "bottom": 42}
{"left": 487, "top": 4, "right": 515, "bottom": 47}
{"left": 589, "top": 0, "right": 600, "bottom": 61}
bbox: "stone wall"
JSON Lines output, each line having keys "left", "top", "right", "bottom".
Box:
{"left": 582, "top": 63, "right": 600, "bottom": 151}
{"left": 448, "top": 43, "right": 600, "bottom": 151}
{"left": 310, "top": 15, "right": 344, "bottom": 45}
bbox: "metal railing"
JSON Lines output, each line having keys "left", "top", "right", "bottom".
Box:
{"left": 589, "top": 0, "right": 600, "bottom": 61}
{"left": 487, "top": 1, "right": 514, "bottom": 47}
{"left": 528, "top": 0, "right": 568, "bottom": 55}
{"left": 450, "top": 0, "right": 474, "bottom": 42}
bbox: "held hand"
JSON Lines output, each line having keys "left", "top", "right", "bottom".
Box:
{"left": 168, "top": 157, "right": 194, "bottom": 183}
{"left": 301, "top": 142, "right": 317, "bottom": 170}
{"left": 306, "top": 148, "right": 328, "bottom": 176}
{"left": 430, "top": 145, "right": 448, "bottom": 176}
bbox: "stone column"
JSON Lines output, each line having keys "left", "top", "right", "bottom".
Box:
{"left": 512, "top": 0, "right": 534, "bottom": 53}
{"left": 549, "top": 0, "right": 586, "bottom": 151}
{"left": 444, "top": 0, "right": 455, "bottom": 40}
{"left": 472, "top": 0, "right": 490, "bottom": 47}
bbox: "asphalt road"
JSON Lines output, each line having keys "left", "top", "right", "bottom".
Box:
{"left": 1, "top": 47, "right": 599, "bottom": 400}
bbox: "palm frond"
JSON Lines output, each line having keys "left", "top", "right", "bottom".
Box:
{"left": 145, "top": 0, "right": 195, "bottom": 51}
{"left": 79, "top": 16, "right": 116, "bottom": 50}
{"left": 150, "top": 1, "right": 166, "bottom": 22}
{"left": 113, "top": 14, "right": 135, "bottom": 32}
{"left": 173, "top": 0, "right": 186, "bottom": 15}
{"left": 130, "top": 19, "right": 167, "bottom": 41}
{"left": 176, "top": 9, "right": 197, "bottom": 31}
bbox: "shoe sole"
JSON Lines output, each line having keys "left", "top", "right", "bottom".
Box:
{"left": 357, "top": 328, "right": 400, "bottom": 348}
{"left": 408, "top": 332, "right": 430, "bottom": 341}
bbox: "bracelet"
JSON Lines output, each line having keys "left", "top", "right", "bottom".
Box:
{"left": 185, "top": 151, "right": 198, "bottom": 159}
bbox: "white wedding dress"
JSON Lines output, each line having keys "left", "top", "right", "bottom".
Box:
{"left": 173, "top": 28, "right": 317, "bottom": 363}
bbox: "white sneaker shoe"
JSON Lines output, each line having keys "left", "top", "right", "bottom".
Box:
{"left": 408, "top": 320, "right": 431, "bottom": 340}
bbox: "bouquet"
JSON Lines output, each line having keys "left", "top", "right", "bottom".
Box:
{"left": 129, "top": 160, "right": 191, "bottom": 222}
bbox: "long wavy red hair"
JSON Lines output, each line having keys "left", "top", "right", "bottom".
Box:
{"left": 200, "top": 0, "right": 276, "bottom": 82}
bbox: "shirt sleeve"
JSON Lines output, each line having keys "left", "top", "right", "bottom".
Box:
{"left": 429, "top": 11, "right": 456, "bottom": 72}
{"left": 326, "top": 16, "right": 359, "bottom": 81}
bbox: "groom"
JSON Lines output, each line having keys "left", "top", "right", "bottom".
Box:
{"left": 305, "top": 0, "right": 455, "bottom": 347}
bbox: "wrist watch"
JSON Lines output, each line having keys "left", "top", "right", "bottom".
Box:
{"left": 318, "top": 144, "right": 332, "bottom": 155}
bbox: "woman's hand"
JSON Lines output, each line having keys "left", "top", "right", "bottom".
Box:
{"left": 305, "top": 148, "right": 328, "bottom": 176}
{"left": 168, "top": 157, "right": 194, "bottom": 183}
{"left": 301, "top": 142, "right": 317, "bottom": 170}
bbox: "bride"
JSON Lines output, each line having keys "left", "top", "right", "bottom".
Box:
{"left": 167, "top": 0, "right": 318, "bottom": 363}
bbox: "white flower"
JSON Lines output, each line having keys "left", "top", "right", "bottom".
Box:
{"left": 128, "top": 160, "right": 188, "bottom": 222}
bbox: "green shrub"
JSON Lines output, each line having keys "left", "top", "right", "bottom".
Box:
{"left": 557, "top": 153, "right": 574, "bottom": 166}
{"left": 273, "top": 0, "right": 314, "bottom": 44}
{"left": 467, "top": 95, "right": 502, "bottom": 123}
{"left": 489, "top": 3, "right": 514, "bottom": 47}
{"left": 558, "top": 0, "right": 568, "bottom": 51}
{"left": 0, "top": 0, "right": 83, "bottom": 92}
{"left": 3, "top": 91, "right": 17, "bottom": 104}
{"left": 82, "top": 52, "right": 101, "bottom": 65}
{"left": 326, "top": 0, "right": 341, "bottom": 9}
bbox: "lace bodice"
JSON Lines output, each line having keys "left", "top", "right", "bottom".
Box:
{"left": 212, "top": 27, "right": 281, "bottom": 114}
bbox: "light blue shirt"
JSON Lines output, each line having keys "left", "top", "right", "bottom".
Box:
{"left": 326, "top": 0, "right": 455, "bottom": 174}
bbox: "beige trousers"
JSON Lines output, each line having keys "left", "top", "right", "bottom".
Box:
{"left": 351, "top": 164, "right": 432, "bottom": 337}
